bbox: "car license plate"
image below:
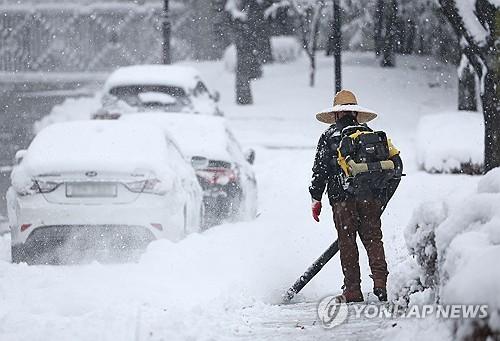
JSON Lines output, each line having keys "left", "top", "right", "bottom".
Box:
{"left": 66, "top": 182, "right": 117, "bottom": 198}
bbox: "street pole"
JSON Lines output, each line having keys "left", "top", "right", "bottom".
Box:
{"left": 333, "top": 0, "right": 342, "bottom": 92}
{"left": 162, "top": 0, "right": 171, "bottom": 64}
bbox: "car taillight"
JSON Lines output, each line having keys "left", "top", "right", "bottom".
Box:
{"left": 20, "top": 224, "right": 31, "bottom": 232}
{"left": 125, "top": 179, "right": 165, "bottom": 195}
{"left": 196, "top": 168, "right": 237, "bottom": 186}
{"left": 31, "top": 180, "right": 62, "bottom": 193}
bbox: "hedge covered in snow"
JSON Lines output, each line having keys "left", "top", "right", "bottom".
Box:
{"left": 390, "top": 168, "right": 500, "bottom": 339}
{"left": 223, "top": 36, "right": 302, "bottom": 73}
{"left": 416, "top": 112, "right": 484, "bottom": 174}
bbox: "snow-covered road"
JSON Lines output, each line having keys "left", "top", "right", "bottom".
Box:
{"left": 0, "top": 53, "right": 480, "bottom": 340}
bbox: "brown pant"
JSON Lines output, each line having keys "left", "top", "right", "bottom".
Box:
{"left": 332, "top": 197, "right": 388, "bottom": 290}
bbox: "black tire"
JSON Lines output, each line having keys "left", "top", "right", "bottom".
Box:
{"left": 11, "top": 244, "right": 30, "bottom": 264}
{"left": 228, "top": 191, "right": 243, "bottom": 222}
{"left": 202, "top": 197, "right": 223, "bottom": 228}
{"left": 11, "top": 243, "right": 57, "bottom": 265}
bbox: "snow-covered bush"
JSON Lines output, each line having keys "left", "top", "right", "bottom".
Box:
{"left": 416, "top": 112, "right": 484, "bottom": 174}
{"left": 387, "top": 202, "right": 446, "bottom": 307}
{"left": 387, "top": 257, "right": 428, "bottom": 307}
{"left": 223, "top": 36, "right": 302, "bottom": 72}
{"left": 270, "top": 36, "right": 302, "bottom": 63}
{"left": 392, "top": 168, "right": 500, "bottom": 339}
{"left": 34, "top": 95, "right": 101, "bottom": 133}
{"left": 405, "top": 201, "right": 448, "bottom": 288}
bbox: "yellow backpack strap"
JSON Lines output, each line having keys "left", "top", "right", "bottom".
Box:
{"left": 348, "top": 130, "right": 367, "bottom": 140}
{"left": 337, "top": 149, "right": 350, "bottom": 176}
{"left": 337, "top": 129, "right": 366, "bottom": 176}
{"left": 387, "top": 138, "right": 400, "bottom": 158}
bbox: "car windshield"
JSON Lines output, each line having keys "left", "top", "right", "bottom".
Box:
{"left": 108, "top": 85, "right": 191, "bottom": 112}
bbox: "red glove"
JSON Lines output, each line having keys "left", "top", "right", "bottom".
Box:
{"left": 312, "top": 199, "right": 322, "bottom": 222}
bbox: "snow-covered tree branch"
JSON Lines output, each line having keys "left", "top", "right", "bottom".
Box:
{"left": 439, "top": 0, "right": 499, "bottom": 172}
{"left": 267, "top": 0, "right": 326, "bottom": 86}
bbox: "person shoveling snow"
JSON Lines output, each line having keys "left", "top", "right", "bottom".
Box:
{"left": 309, "top": 90, "right": 403, "bottom": 303}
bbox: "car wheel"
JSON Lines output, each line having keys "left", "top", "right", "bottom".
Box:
{"left": 11, "top": 244, "right": 29, "bottom": 264}
{"left": 229, "top": 191, "right": 243, "bottom": 221}
{"left": 203, "top": 197, "right": 222, "bottom": 228}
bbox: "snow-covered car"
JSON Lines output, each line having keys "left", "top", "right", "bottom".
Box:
{"left": 120, "top": 113, "right": 258, "bottom": 227}
{"left": 7, "top": 121, "right": 203, "bottom": 264}
{"left": 100, "top": 64, "right": 222, "bottom": 116}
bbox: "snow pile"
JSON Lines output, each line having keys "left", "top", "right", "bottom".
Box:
{"left": 34, "top": 95, "right": 101, "bottom": 133}
{"left": 416, "top": 111, "right": 484, "bottom": 174}
{"left": 12, "top": 121, "right": 175, "bottom": 193}
{"left": 392, "top": 167, "right": 500, "bottom": 339}
{"left": 223, "top": 36, "right": 302, "bottom": 72}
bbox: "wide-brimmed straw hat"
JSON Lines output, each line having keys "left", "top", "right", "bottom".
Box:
{"left": 316, "top": 89, "right": 378, "bottom": 124}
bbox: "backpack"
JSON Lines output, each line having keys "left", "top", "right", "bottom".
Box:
{"left": 336, "top": 125, "right": 399, "bottom": 196}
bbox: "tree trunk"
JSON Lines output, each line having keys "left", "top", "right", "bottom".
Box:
{"left": 439, "top": 0, "right": 499, "bottom": 172}
{"left": 233, "top": 15, "right": 255, "bottom": 105}
{"left": 309, "top": 52, "right": 316, "bottom": 87}
{"left": 236, "top": 36, "right": 253, "bottom": 105}
{"left": 458, "top": 54, "right": 478, "bottom": 111}
{"left": 249, "top": 0, "right": 273, "bottom": 64}
{"left": 482, "top": 8, "right": 499, "bottom": 171}
{"left": 308, "top": 1, "right": 325, "bottom": 87}
{"left": 333, "top": 0, "right": 342, "bottom": 92}
{"left": 477, "top": 0, "right": 499, "bottom": 172}
{"left": 482, "top": 68, "right": 500, "bottom": 172}
{"left": 236, "top": 73, "right": 253, "bottom": 105}
{"left": 381, "top": 0, "right": 397, "bottom": 67}
{"left": 374, "top": 0, "right": 384, "bottom": 57}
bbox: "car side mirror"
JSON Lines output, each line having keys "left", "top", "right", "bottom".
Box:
{"left": 212, "top": 91, "right": 220, "bottom": 103}
{"left": 191, "top": 156, "right": 209, "bottom": 170}
{"left": 15, "top": 149, "right": 27, "bottom": 165}
{"left": 245, "top": 149, "right": 255, "bottom": 165}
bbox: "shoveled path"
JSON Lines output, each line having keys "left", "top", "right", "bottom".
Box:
{"left": 236, "top": 298, "right": 398, "bottom": 340}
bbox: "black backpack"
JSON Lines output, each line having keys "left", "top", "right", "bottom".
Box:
{"left": 336, "top": 125, "right": 398, "bottom": 196}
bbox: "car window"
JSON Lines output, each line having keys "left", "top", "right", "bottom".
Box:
{"left": 110, "top": 85, "right": 186, "bottom": 98}
{"left": 108, "top": 85, "right": 191, "bottom": 110}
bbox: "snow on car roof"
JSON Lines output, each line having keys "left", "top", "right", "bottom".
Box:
{"left": 21, "top": 121, "right": 172, "bottom": 176}
{"left": 103, "top": 64, "right": 202, "bottom": 93}
{"left": 120, "top": 113, "right": 232, "bottom": 162}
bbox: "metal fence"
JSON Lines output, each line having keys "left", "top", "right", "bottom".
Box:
{"left": 0, "top": 2, "right": 180, "bottom": 73}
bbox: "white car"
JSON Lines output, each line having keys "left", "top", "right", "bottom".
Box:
{"left": 7, "top": 121, "right": 203, "bottom": 264}
{"left": 100, "top": 64, "right": 222, "bottom": 116}
{"left": 120, "top": 113, "right": 258, "bottom": 227}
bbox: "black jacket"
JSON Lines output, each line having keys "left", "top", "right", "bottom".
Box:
{"left": 309, "top": 115, "right": 402, "bottom": 205}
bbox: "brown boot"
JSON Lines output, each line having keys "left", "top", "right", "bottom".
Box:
{"left": 373, "top": 287, "right": 387, "bottom": 302}
{"left": 336, "top": 286, "right": 364, "bottom": 303}
{"left": 372, "top": 277, "right": 387, "bottom": 302}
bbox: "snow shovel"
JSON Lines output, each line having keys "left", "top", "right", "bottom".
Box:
{"left": 282, "top": 239, "right": 339, "bottom": 303}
